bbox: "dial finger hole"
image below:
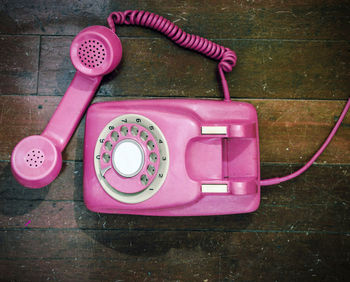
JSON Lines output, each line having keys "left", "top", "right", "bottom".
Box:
{"left": 140, "top": 174, "right": 149, "bottom": 186}
{"left": 120, "top": 126, "right": 128, "bottom": 136}
{"left": 103, "top": 153, "right": 110, "bottom": 163}
{"left": 104, "top": 141, "right": 113, "bottom": 151}
{"left": 147, "top": 140, "right": 155, "bottom": 151}
{"left": 149, "top": 152, "right": 158, "bottom": 163}
{"left": 147, "top": 165, "right": 155, "bottom": 175}
{"left": 131, "top": 126, "right": 139, "bottom": 136}
{"left": 140, "top": 131, "right": 148, "bottom": 141}
{"left": 111, "top": 131, "right": 119, "bottom": 142}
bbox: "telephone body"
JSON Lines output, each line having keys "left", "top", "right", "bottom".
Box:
{"left": 84, "top": 99, "right": 260, "bottom": 215}
{"left": 11, "top": 10, "right": 349, "bottom": 216}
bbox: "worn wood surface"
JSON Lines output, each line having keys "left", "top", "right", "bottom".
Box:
{"left": 1, "top": 35, "right": 350, "bottom": 99}
{"left": 0, "top": 163, "right": 349, "bottom": 281}
{"left": 0, "top": 0, "right": 349, "bottom": 281}
{"left": 1, "top": 232, "right": 349, "bottom": 281}
{"left": 1, "top": 0, "right": 350, "bottom": 40}
{"left": 1, "top": 96, "right": 349, "bottom": 163}
{"left": 1, "top": 163, "right": 349, "bottom": 232}
{"left": 36, "top": 36, "right": 350, "bottom": 99}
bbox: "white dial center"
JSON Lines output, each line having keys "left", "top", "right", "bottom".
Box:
{"left": 112, "top": 139, "right": 144, "bottom": 178}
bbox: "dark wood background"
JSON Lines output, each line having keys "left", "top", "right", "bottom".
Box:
{"left": 0, "top": 1, "right": 349, "bottom": 281}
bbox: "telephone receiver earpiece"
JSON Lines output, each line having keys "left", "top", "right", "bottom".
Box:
{"left": 11, "top": 25, "right": 122, "bottom": 188}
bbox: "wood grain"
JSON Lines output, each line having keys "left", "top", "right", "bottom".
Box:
{"left": 1, "top": 0, "right": 349, "bottom": 40}
{"left": 0, "top": 163, "right": 349, "bottom": 281}
{"left": 2, "top": 162, "right": 349, "bottom": 205}
{"left": 0, "top": 231, "right": 349, "bottom": 281}
{"left": 38, "top": 36, "right": 350, "bottom": 99}
{"left": 0, "top": 162, "right": 349, "bottom": 232}
{"left": 0, "top": 35, "right": 39, "bottom": 95}
{"left": 1, "top": 96, "right": 348, "bottom": 163}
{"left": 0, "top": 1, "right": 349, "bottom": 281}
{"left": 1, "top": 192, "right": 349, "bottom": 232}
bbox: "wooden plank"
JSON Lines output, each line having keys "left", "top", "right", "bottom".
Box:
{"left": 1, "top": 0, "right": 349, "bottom": 40}
{"left": 2, "top": 162, "right": 349, "bottom": 205}
{"left": 1, "top": 198, "right": 349, "bottom": 232}
{"left": 0, "top": 96, "right": 349, "bottom": 163}
{"left": 0, "top": 231, "right": 349, "bottom": 281}
{"left": 0, "top": 35, "right": 39, "bottom": 95}
{"left": 256, "top": 99, "right": 350, "bottom": 163}
{"left": 0, "top": 161, "right": 82, "bottom": 202}
{"left": 0, "top": 95, "right": 84, "bottom": 161}
{"left": 1, "top": 2, "right": 349, "bottom": 282}
{"left": 0, "top": 163, "right": 349, "bottom": 232}
{"left": 38, "top": 36, "right": 350, "bottom": 99}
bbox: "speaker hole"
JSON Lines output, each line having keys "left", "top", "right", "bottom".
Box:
{"left": 131, "top": 126, "right": 139, "bottom": 136}
{"left": 103, "top": 153, "right": 110, "bottom": 163}
{"left": 147, "top": 140, "right": 155, "bottom": 151}
{"left": 147, "top": 165, "right": 155, "bottom": 175}
{"left": 140, "top": 131, "right": 148, "bottom": 141}
{"left": 149, "top": 153, "right": 157, "bottom": 163}
{"left": 111, "top": 131, "right": 119, "bottom": 142}
{"left": 120, "top": 126, "right": 128, "bottom": 136}
{"left": 140, "top": 174, "right": 149, "bottom": 185}
{"left": 105, "top": 141, "right": 113, "bottom": 151}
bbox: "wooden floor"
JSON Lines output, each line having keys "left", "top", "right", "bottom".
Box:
{"left": 0, "top": 1, "right": 349, "bottom": 281}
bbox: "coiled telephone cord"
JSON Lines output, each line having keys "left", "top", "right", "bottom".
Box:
{"left": 108, "top": 10, "right": 236, "bottom": 101}
{"left": 108, "top": 10, "right": 350, "bottom": 186}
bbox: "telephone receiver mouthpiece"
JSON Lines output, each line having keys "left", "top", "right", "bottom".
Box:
{"left": 11, "top": 25, "right": 122, "bottom": 188}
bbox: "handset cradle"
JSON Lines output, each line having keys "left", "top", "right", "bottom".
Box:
{"left": 84, "top": 99, "right": 260, "bottom": 216}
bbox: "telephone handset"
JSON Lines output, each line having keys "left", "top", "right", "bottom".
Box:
{"left": 11, "top": 11, "right": 350, "bottom": 216}
{"left": 11, "top": 25, "right": 122, "bottom": 188}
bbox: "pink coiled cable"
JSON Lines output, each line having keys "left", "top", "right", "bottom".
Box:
{"left": 108, "top": 10, "right": 350, "bottom": 187}
{"left": 107, "top": 10, "right": 237, "bottom": 101}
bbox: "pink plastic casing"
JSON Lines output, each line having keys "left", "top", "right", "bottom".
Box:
{"left": 84, "top": 99, "right": 260, "bottom": 216}
{"left": 11, "top": 25, "right": 122, "bottom": 188}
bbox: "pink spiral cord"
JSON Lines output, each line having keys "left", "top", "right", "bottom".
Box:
{"left": 107, "top": 10, "right": 237, "bottom": 101}
{"left": 108, "top": 11, "right": 350, "bottom": 187}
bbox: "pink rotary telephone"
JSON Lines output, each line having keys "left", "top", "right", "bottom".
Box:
{"left": 11, "top": 11, "right": 350, "bottom": 216}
